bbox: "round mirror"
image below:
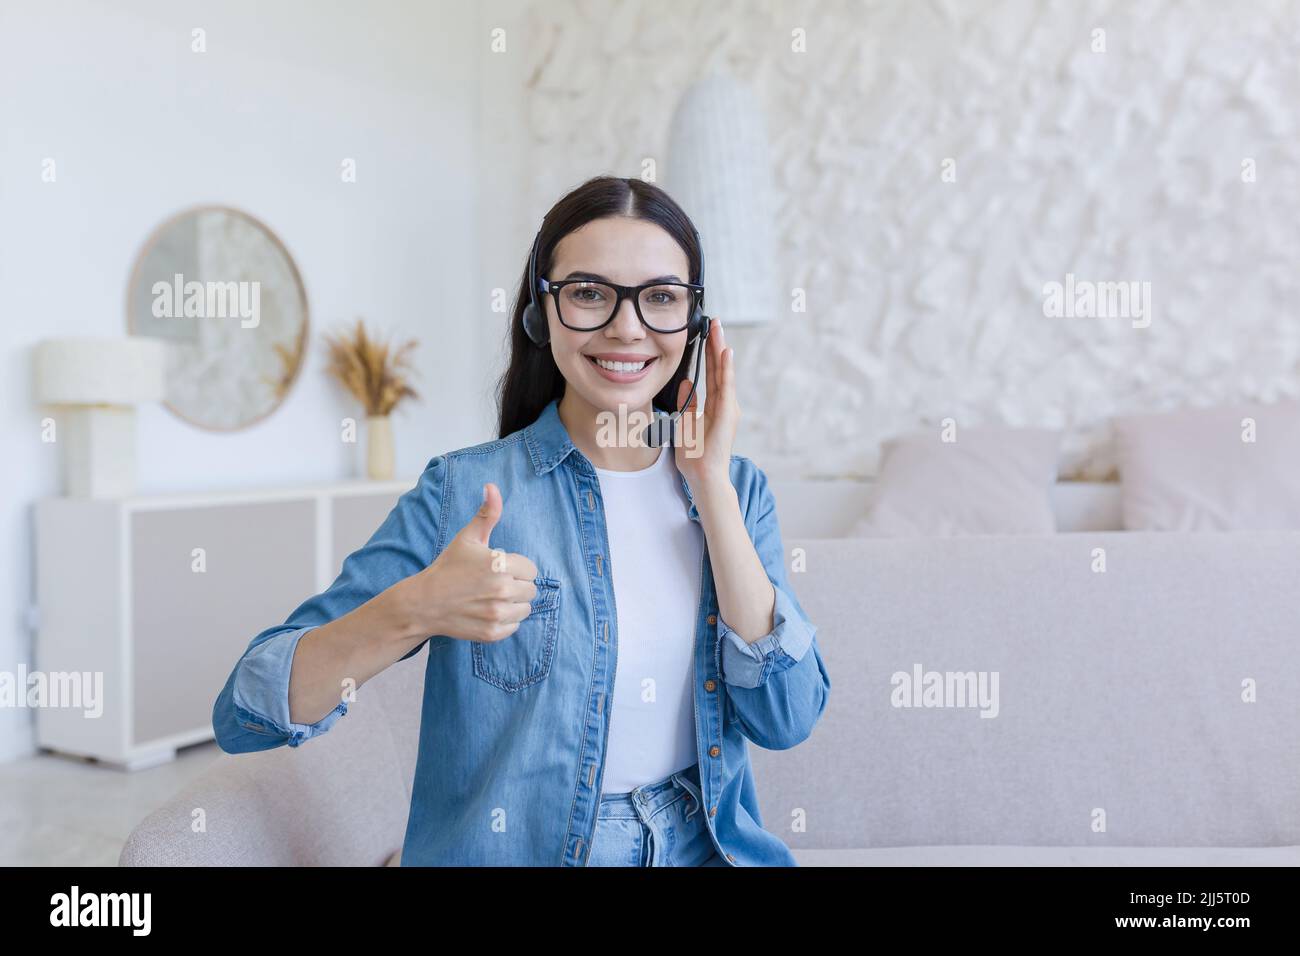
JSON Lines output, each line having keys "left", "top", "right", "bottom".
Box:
{"left": 126, "top": 206, "right": 309, "bottom": 431}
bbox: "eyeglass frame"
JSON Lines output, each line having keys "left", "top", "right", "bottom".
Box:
{"left": 537, "top": 276, "right": 705, "bottom": 334}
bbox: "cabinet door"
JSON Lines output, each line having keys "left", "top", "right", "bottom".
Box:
{"left": 331, "top": 490, "right": 406, "bottom": 571}
{"left": 130, "top": 500, "right": 317, "bottom": 747}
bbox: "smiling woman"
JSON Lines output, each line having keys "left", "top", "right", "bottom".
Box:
{"left": 498, "top": 180, "right": 706, "bottom": 451}
{"left": 212, "top": 175, "right": 830, "bottom": 868}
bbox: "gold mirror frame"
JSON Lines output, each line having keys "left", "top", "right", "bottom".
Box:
{"left": 125, "top": 204, "right": 310, "bottom": 432}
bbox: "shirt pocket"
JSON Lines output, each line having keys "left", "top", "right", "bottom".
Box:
{"left": 471, "top": 574, "right": 561, "bottom": 692}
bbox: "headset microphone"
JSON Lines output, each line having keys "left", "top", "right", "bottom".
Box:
{"left": 521, "top": 221, "right": 712, "bottom": 451}
{"left": 643, "top": 307, "right": 710, "bottom": 450}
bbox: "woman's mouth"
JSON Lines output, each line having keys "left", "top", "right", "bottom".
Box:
{"left": 586, "top": 354, "right": 658, "bottom": 383}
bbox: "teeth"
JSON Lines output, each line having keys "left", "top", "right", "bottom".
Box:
{"left": 594, "top": 357, "right": 648, "bottom": 372}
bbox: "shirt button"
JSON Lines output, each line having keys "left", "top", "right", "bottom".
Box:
{"left": 707, "top": 614, "right": 717, "bottom": 625}
{"left": 704, "top": 679, "right": 716, "bottom": 692}
{"left": 709, "top": 745, "right": 720, "bottom": 757}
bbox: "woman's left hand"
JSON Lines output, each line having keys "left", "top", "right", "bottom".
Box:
{"left": 674, "top": 316, "right": 738, "bottom": 493}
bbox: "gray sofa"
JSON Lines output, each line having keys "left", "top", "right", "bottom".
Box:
{"left": 121, "top": 528, "right": 1300, "bottom": 865}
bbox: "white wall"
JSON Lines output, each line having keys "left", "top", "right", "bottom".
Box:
{"left": 507, "top": 0, "right": 1300, "bottom": 481}
{"left": 0, "top": 0, "right": 488, "bottom": 761}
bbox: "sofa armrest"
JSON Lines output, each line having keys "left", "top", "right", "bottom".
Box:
{"left": 120, "top": 685, "right": 412, "bottom": 866}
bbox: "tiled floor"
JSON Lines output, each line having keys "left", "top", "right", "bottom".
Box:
{"left": 0, "top": 742, "right": 223, "bottom": 866}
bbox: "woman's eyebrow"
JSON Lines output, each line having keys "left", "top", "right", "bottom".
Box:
{"left": 563, "top": 270, "right": 684, "bottom": 283}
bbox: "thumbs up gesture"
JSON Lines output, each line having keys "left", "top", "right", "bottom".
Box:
{"left": 391, "top": 483, "right": 540, "bottom": 644}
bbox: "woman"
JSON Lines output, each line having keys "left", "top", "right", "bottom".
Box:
{"left": 213, "top": 175, "right": 831, "bottom": 866}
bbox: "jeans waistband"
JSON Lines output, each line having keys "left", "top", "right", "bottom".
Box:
{"left": 598, "top": 762, "right": 702, "bottom": 821}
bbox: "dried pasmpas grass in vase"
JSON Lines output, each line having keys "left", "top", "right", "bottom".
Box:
{"left": 323, "top": 318, "right": 419, "bottom": 480}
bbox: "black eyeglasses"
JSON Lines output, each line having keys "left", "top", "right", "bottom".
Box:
{"left": 538, "top": 277, "right": 703, "bottom": 334}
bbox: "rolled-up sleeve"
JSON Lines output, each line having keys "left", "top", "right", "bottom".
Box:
{"left": 228, "top": 625, "right": 348, "bottom": 747}
{"left": 716, "top": 462, "right": 830, "bottom": 750}
{"left": 718, "top": 583, "right": 816, "bottom": 690}
{"left": 212, "top": 454, "right": 447, "bottom": 754}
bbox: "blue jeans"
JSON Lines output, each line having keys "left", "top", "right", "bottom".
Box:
{"left": 587, "top": 763, "right": 728, "bottom": 866}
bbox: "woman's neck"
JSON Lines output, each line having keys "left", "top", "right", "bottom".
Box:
{"left": 557, "top": 391, "right": 663, "bottom": 472}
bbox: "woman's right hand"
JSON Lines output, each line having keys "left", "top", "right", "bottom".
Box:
{"left": 389, "top": 482, "right": 539, "bottom": 643}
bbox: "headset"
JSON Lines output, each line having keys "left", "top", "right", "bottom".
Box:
{"left": 521, "top": 220, "right": 712, "bottom": 448}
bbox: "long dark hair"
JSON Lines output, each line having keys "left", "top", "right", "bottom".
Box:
{"left": 495, "top": 175, "right": 702, "bottom": 439}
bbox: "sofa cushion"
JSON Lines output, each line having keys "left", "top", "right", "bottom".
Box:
{"left": 850, "top": 426, "right": 1060, "bottom": 536}
{"left": 1113, "top": 400, "right": 1300, "bottom": 530}
{"left": 792, "top": 846, "right": 1300, "bottom": 866}
{"left": 753, "top": 532, "right": 1300, "bottom": 850}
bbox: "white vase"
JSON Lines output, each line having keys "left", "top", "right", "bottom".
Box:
{"left": 366, "top": 415, "right": 395, "bottom": 480}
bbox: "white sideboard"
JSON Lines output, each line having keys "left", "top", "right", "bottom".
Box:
{"left": 33, "top": 479, "right": 414, "bottom": 769}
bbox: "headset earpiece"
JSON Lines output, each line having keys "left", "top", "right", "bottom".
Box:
{"left": 522, "top": 232, "right": 549, "bottom": 347}
{"left": 522, "top": 299, "right": 549, "bottom": 347}
{"left": 692, "top": 312, "right": 711, "bottom": 344}
{"left": 687, "top": 227, "right": 708, "bottom": 343}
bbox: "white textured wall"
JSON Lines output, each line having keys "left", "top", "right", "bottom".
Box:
{"left": 507, "top": 0, "right": 1300, "bottom": 480}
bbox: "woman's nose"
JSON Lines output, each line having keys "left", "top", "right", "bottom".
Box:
{"left": 607, "top": 298, "right": 644, "bottom": 338}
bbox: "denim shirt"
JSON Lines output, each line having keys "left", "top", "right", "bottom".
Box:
{"left": 212, "top": 397, "right": 831, "bottom": 866}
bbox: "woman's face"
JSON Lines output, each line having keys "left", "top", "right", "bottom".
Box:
{"left": 544, "top": 216, "right": 691, "bottom": 419}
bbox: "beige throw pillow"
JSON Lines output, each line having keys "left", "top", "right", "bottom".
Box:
{"left": 850, "top": 426, "right": 1061, "bottom": 537}
{"left": 1113, "top": 400, "right": 1300, "bottom": 530}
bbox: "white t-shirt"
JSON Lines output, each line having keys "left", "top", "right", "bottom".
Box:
{"left": 594, "top": 444, "right": 704, "bottom": 794}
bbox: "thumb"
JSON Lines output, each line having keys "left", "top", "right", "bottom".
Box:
{"left": 459, "top": 482, "right": 503, "bottom": 546}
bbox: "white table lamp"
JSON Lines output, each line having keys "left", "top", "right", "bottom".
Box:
{"left": 33, "top": 337, "right": 167, "bottom": 498}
